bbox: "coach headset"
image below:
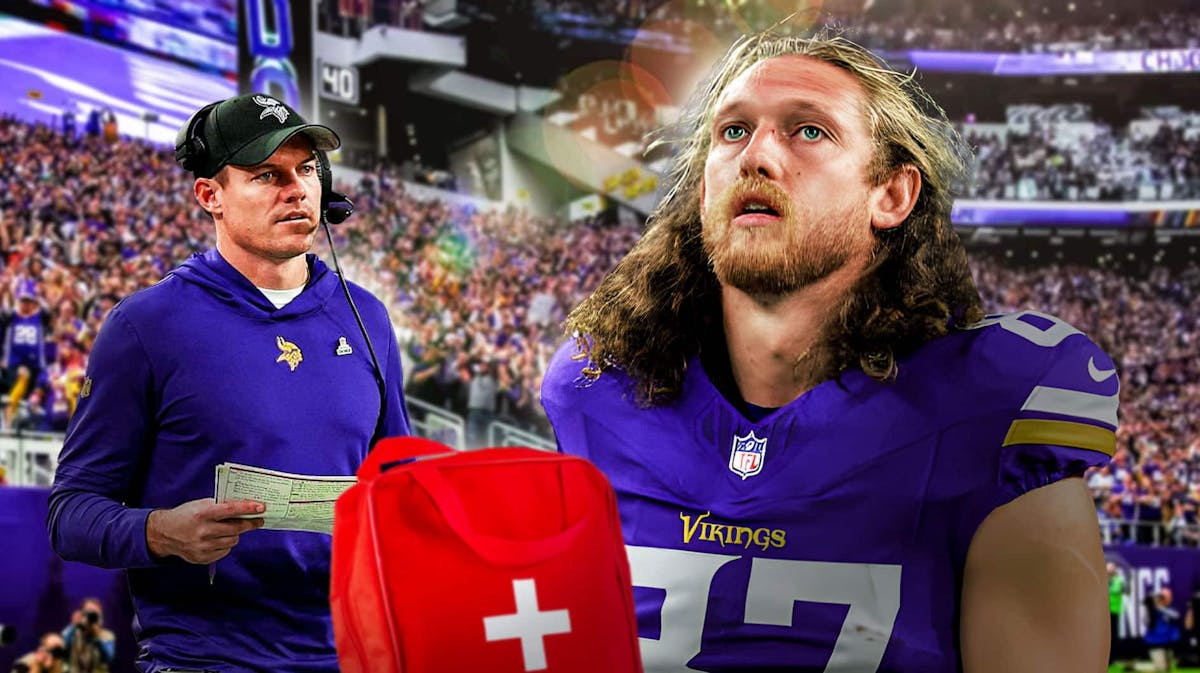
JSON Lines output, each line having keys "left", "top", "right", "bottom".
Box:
{"left": 174, "top": 98, "right": 388, "bottom": 441}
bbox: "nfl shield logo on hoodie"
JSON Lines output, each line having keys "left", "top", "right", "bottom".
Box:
{"left": 729, "top": 431, "right": 767, "bottom": 479}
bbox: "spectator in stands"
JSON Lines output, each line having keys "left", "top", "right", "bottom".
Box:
{"left": 465, "top": 358, "right": 499, "bottom": 448}
{"left": 1137, "top": 474, "right": 1165, "bottom": 545}
{"left": 1098, "top": 496, "right": 1127, "bottom": 545}
{"left": 1, "top": 285, "right": 51, "bottom": 428}
{"left": 60, "top": 597, "right": 115, "bottom": 673}
{"left": 401, "top": 0, "right": 423, "bottom": 29}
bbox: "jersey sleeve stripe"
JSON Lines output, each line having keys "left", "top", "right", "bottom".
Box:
{"left": 1020, "top": 386, "right": 1119, "bottom": 429}
{"left": 1002, "top": 419, "right": 1116, "bottom": 456}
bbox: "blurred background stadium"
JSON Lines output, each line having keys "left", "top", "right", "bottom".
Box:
{"left": 0, "top": 0, "right": 1198, "bottom": 670}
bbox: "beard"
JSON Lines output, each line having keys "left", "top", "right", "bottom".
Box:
{"left": 701, "top": 177, "right": 870, "bottom": 296}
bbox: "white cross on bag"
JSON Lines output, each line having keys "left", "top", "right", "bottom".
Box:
{"left": 483, "top": 578, "right": 572, "bottom": 671}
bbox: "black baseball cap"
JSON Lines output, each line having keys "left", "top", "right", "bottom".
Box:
{"left": 176, "top": 93, "right": 340, "bottom": 178}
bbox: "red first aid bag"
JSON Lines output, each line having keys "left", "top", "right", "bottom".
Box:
{"left": 331, "top": 437, "right": 643, "bottom": 673}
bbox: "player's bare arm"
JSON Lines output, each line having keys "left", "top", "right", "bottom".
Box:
{"left": 961, "top": 477, "right": 1109, "bottom": 673}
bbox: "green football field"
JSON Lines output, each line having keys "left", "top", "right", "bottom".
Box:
{"left": 1109, "top": 666, "right": 1200, "bottom": 672}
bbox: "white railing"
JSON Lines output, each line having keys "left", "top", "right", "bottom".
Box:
{"left": 0, "top": 430, "right": 65, "bottom": 487}
{"left": 404, "top": 398, "right": 558, "bottom": 452}
{"left": 487, "top": 419, "right": 557, "bottom": 452}
{"left": 405, "top": 397, "right": 467, "bottom": 450}
{"left": 1101, "top": 519, "right": 1200, "bottom": 548}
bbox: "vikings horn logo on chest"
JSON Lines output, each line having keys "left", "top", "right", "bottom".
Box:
{"left": 275, "top": 336, "right": 303, "bottom": 371}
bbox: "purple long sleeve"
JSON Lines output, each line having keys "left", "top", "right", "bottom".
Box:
{"left": 48, "top": 310, "right": 160, "bottom": 568}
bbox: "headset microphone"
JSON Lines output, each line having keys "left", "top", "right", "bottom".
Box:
{"left": 324, "top": 194, "right": 355, "bottom": 225}
{"left": 315, "top": 149, "right": 355, "bottom": 225}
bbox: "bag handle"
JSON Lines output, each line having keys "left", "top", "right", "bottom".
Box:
{"left": 407, "top": 461, "right": 593, "bottom": 566}
{"left": 358, "top": 436, "right": 449, "bottom": 480}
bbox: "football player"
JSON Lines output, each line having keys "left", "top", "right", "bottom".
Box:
{"left": 542, "top": 30, "right": 1115, "bottom": 672}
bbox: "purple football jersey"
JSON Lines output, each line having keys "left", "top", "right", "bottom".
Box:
{"left": 542, "top": 311, "right": 1117, "bottom": 673}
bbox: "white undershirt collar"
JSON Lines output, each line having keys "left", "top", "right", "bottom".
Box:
{"left": 257, "top": 283, "right": 305, "bottom": 309}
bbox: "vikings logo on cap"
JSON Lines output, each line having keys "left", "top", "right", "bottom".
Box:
{"left": 254, "top": 95, "right": 290, "bottom": 124}
{"left": 729, "top": 431, "right": 767, "bottom": 479}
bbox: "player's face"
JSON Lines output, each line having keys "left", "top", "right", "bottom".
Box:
{"left": 700, "top": 55, "right": 878, "bottom": 295}
{"left": 211, "top": 135, "right": 321, "bottom": 264}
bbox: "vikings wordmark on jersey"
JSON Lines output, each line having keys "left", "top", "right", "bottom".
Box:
{"left": 542, "top": 311, "right": 1116, "bottom": 673}
{"left": 681, "top": 510, "right": 787, "bottom": 551}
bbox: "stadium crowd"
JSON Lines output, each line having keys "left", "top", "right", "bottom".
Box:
{"left": 328, "top": 168, "right": 640, "bottom": 443}
{"left": 317, "top": 0, "right": 425, "bottom": 36}
{"left": 0, "top": 115, "right": 211, "bottom": 434}
{"left": 1, "top": 113, "right": 1199, "bottom": 546}
{"left": 498, "top": 0, "right": 1200, "bottom": 53}
{"left": 965, "top": 119, "right": 1200, "bottom": 201}
{"left": 843, "top": 9, "right": 1200, "bottom": 53}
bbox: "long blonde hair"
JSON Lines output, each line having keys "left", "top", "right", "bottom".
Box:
{"left": 566, "top": 28, "right": 984, "bottom": 405}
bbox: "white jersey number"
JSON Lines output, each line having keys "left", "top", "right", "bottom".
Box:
{"left": 975, "top": 311, "right": 1079, "bottom": 348}
{"left": 12, "top": 324, "right": 39, "bottom": 345}
{"left": 627, "top": 546, "right": 902, "bottom": 672}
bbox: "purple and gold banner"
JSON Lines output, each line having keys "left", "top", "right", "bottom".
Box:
{"left": 883, "top": 49, "right": 1200, "bottom": 76}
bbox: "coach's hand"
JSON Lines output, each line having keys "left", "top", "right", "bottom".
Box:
{"left": 146, "top": 498, "right": 266, "bottom": 564}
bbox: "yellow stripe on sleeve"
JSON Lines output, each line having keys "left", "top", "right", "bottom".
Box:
{"left": 1002, "top": 419, "right": 1116, "bottom": 457}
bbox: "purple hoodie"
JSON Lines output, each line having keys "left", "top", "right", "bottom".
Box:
{"left": 48, "top": 248, "right": 410, "bottom": 672}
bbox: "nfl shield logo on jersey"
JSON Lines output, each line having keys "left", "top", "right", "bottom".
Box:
{"left": 728, "top": 431, "right": 767, "bottom": 479}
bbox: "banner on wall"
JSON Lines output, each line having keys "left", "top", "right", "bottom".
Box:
{"left": 1107, "top": 545, "right": 1200, "bottom": 644}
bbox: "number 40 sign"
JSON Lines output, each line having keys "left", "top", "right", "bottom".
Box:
{"left": 319, "top": 60, "right": 360, "bottom": 106}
